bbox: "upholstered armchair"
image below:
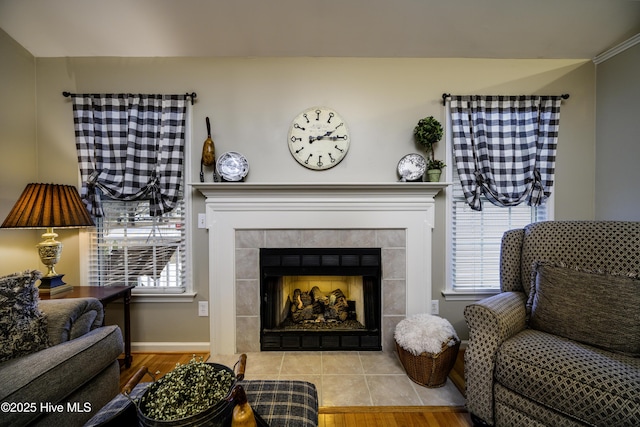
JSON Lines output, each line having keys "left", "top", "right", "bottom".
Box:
{"left": 464, "top": 221, "right": 640, "bottom": 426}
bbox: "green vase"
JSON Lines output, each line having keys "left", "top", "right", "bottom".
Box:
{"left": 426, "top": 169, "right": 442, "bottom": 182}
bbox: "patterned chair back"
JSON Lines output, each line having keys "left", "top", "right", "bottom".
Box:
{"left": 500, "top": 221, "right": 640, "bottom": 296}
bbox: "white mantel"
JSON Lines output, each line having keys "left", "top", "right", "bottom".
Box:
{"left": 193, "top": 182, "right": 446, "bottom": 355}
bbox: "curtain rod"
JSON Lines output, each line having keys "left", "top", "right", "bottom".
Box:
{"left": 441, "top": 93, "right": 569, "bottom": 106}
{"left": 62, "top": 91, "right": 197, "bottom": 105}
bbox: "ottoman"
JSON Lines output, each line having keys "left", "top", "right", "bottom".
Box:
{"left": 84, "top": 380, "right": 318, "bottom": 427}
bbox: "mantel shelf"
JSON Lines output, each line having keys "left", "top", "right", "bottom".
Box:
{"left": 191, "top": 182, "right": 449, "bottom": 199}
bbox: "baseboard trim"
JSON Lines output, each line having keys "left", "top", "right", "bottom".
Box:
{"left": 132, "top": 342, "right": 210, "bottom": 353}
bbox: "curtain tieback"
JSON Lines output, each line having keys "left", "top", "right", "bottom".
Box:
{"left": 471, "top": 171, "right": 484, "bottom": 211}
{"left": 81, "top": 170, "right": 102, "bottom": 216}
{"left": 87, "top": 170, "right": 100, "bottom": 187}
{"left": 146, "top": 176, "right": 163, "bottom": 216}
{"left": 530, "top": 169, "right": 545, "bottom": 206}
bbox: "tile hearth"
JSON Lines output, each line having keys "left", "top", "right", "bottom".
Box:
{"left": 210, "top": 351, "right": 465, "bottom": 407}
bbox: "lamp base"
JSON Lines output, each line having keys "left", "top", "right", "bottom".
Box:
{"left": 39, "top": 275, "right": 73, "bottom": 295}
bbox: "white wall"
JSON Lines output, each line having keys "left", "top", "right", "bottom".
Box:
{"left": 595, "top": 43, "right": 640, "bottom": 220}
{"left": 0, "top": 29, "right": 40, "bottom": 274}
{"left": 20, "top": 56, "right": 597, "bottom": 343}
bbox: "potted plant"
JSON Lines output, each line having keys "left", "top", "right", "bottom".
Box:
{"left": 414, "top": 116, "right": 445, "bottom": 181}
{"left": 426, "top": 159, "right": 446, "bottom": 182}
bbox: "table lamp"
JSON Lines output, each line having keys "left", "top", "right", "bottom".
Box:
{"left": 1, "top": 183, "right": 95, "bottom": 293}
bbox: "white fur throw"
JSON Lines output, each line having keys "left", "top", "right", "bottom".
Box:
{"left": 394, "top": 314, "right": 459, "bottom": 356}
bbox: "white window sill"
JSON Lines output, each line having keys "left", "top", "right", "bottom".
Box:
{"left": 441, "top": 289, "right": 499, "bottom": 301}
{"left": 131, "top": 290, "right": 198, "bottom": 303}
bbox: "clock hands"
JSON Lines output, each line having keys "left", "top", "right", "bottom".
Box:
{"left": 309, "top": 130, "right": 333, "bottom": 143}
{"left": 309, "top": 135, "right": 348, "bottom": 143}
{"left": 292, "top": 119, "right": 347, "bottom": 143}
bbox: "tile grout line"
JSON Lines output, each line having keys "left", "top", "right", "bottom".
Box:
{"left": 359, "top": 352, "right": 375, "bottom": 406}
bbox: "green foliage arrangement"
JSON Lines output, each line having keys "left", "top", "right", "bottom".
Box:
{"left": 414, "top": 116, "right": 445, "bottom": 170}
{"left": 140, "top": 356, "right": 234, "bottom": 421}
{"left": 427, "top": 159, "right": 446, "bottom": 170}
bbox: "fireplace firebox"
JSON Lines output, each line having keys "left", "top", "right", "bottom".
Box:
{"left": 260, "top": 248, "right": 382, "bottom": 351}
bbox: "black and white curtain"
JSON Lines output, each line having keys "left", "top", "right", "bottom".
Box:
{"left": 450, "top": 95, "right": 562, "bottom": 211}
{"left": 70, "top": 94, "right": 188, "bottom": 217}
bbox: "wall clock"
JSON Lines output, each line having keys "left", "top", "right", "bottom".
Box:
{"left": 287, "top": 107, "right": 350, "bottom": 170}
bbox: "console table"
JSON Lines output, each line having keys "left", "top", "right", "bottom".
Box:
{"left": 40, "top": 285, "right": 135, "bottom": 368}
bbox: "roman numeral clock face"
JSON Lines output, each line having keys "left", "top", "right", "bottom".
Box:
{"left": 288, "top": 107, "right": 350, "bottom": 170}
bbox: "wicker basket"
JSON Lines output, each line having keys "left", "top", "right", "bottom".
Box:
{"left": 395, "top": 337, "right": 460, "bottom": 388}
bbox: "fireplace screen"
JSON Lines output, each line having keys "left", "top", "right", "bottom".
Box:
{"left": 260, "top": 248, "right": 382, "bottom": 351}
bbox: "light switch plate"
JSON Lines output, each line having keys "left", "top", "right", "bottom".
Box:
{"left": 198, "top": 301, "right": 208, "bottom": 317}
{"left": 431, "top": 300, "right": 439, "bottom": 315}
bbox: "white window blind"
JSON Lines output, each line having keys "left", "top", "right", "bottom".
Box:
{"left": 451, "top": 165, "right": 546, "bottom": 292}
{"left": 88, "top": 197, "right": 186, "bottom": 293}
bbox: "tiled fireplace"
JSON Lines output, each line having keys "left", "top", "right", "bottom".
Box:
{"left": 259, "top": 247, "right": 383, "bottom": 351}
{"left": 194, "top": 183, "right": 445, "bottom": 355}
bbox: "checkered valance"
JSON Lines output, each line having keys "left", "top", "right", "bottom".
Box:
{"left": 71, "top": 94, "right": 188, "bottom": 217}
{"left": 450, "top": 95, "right": 563, "bottom": 211}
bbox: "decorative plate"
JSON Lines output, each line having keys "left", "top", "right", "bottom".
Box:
{"left": 216, "top": 151, "right": 249, "bottom": 182}
{"left": 397, "top": 153, "right": 426, "bottom": 182}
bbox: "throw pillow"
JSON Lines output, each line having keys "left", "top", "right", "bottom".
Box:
{"left": 529, "top": 262, "right": 640, "bottom": 356}
{"left": 0, "top": 270, "right": 50, "bottom": 363}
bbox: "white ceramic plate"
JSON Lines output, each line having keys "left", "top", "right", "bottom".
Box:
{"left": 216, "top": 151, "right": 249, "bottom": 181}
{"left": 397, "top": 153, "right": 426, "bottom": 181}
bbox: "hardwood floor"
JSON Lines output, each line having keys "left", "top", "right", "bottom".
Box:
{"left": 119, "top": 351, "right": 471, "bottom": 426}
{"left": 317, "top": 407, "right": 472, "bottom": 426}
{"left": 119, "top": 352, "right": 209, "bottom": 390}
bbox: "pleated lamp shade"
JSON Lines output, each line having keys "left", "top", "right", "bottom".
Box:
{"left": 1, "top": 183, "right": 94, "bottom": 288}
{"left": 1, "top": 183, "right": 94, "bottom": 229}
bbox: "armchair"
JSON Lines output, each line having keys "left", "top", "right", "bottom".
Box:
{"left": 464, "top": 221, "right": 640, "bottom": 426}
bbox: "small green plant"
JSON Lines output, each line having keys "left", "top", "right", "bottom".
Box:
{"left": 414, "top": 116, "right": 445, "bottom": 169}
{"left": 427, "top": 159, "right": 446, "bottom": 171}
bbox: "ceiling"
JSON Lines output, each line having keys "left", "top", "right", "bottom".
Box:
{"left": 1, "top": 0, "right": 639, "bottom": 59}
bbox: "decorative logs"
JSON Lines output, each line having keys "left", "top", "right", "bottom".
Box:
{"left": 290, "top": 286, "right": 350, "bottom": 323}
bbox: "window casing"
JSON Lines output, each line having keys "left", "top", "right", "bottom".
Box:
{"left": 443, "top": 105, "right": 552, "bottom": 300}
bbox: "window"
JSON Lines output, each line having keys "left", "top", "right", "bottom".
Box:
{"left": 71, "top": 93, "right": 193, "bottom": 297}
{"left": 87, "top": 196, "right": 187, "bottom": 293}
{"left": 443, "top": 105, "right": 552, "bottom": 299}
{"left": 449, "top": 167, "right": 547, "bottom": 295}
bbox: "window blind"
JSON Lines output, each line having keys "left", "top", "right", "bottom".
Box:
{"left": 451, "top": 165, "right": 546, "bottom": 292}
{"left": 88, "top": 197, "right": 186, "bottom": 292}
